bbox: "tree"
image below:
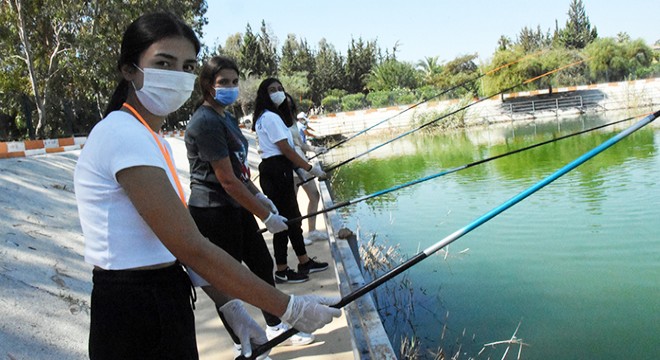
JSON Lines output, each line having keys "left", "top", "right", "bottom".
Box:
{"left": 584, "top": 38, "right": 627, "bottom": 82}
{"left": 345, "top": 37, "right": 378, "bottom": 93}
{"left": 558, "top": 0, "right": 597, "bottom": 49}
{"left": 0, "top": 0, "right": 208, "bottom": 138}
{"left": 218, "top": 32, "right": 242, "bottom": 61}
{"left": 239, "top": 24, "right": 263, "bottom": 77}
{"left": 517, "top": 25, "right": 551, "bottom": 53}
{"left": 366, "top": 59, "right": 419, "bottom": 91}
{"left": 279, "top": 34, "right": 300, "bottom": 76}
{"left": 416, "top": 56, "right": 443, "bottom": 86}
{"left": 310, "top": 38, "right": 344, "bottom": 103}
{"left": 258, "top": 20, "right": 278, "bottom": 76}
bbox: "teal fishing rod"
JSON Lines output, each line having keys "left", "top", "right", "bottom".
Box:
{"left": 307, "top": 50, "right": 546, "bottom": 161}
{"left": 241, "top": 109, "right": 659, "bottom": 360}
{"left": 298, "top": 58, "right": 586, "bottom": 186}
{"left": 257, "top": 114, "right": 636, "bottom": 234}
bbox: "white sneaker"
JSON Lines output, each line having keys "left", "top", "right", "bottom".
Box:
{"left": 266, "top": 323, "right": 315, "bottom": 346}
{"left": 233, "top": 343, "right": 272, "bottom": 360}
{"left": 307, "top": 230, "right": 329, "bottom": 242}
{"left": 303, "top": 237, "right": 313, "bottom": 245}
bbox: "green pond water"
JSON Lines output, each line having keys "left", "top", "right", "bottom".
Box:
{"left": 326, "top": 112, "right": 660, "bottom": 359}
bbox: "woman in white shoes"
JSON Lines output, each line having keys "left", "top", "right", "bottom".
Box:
{"left": 282, "top": 93, "right": 329, "bottom": 245}
{"left": 185, "top": 55, "right": 316, "bottom": 351}
{"left": 74, "top": 13, "right": 340, "bottom": 360}
{"left": 251, "top": 78, "right": 330, "bottom": 283}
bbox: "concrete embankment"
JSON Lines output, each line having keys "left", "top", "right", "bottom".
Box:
{"left": 307, "top": 77, "right": 660, "bottom": 138}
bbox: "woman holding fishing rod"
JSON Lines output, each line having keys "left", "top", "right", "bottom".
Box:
{"left": 74, "top": 13, "right": 340, "bottom": 359}
{"left": 283, "top": 92, "right": 329, "bottom": 244}
{"left": 252, "top": 78, "right": 329, "bottom": 283}
{"left": 184, "top": 56, "right": 319, "bottom": 352}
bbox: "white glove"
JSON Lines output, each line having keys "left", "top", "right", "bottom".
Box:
{"left": 307, "top": 163, "right": 326, "bottom": 178}
{"left": 313, "top": 146, "right": 328, "bottom": 155}
{"left": 255, "top": 192, "right": 278, "bottom": 214}
{"left": 218, "top": 299, "right": 270, "bottom": 359}
{"left": 280, "top": 294, "right": 342, "bottom": 333}
{"left": 264, "top": 212, "right": 288, "bottom": 234}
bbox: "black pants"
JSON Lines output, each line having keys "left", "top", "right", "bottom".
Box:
{"left": 259, "top": 155, "right": 307, "bottom": 265}
{"left": 89, "top": 264, "right": 198, "bottom": 360}
{"left": 188, "top": 205, "right": 281, "bottom": 338}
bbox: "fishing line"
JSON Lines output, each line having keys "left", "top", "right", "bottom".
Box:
{"left": 257, "top": 114, "right": 637, "bottom": 234}
{"left": 242, "top": 109, "right": 660, "bottom": 360}
{"left": 298, "top": 58, "right": 587, "bottom": 186}
{"left": 308, "top": 49, "right": 548, "bottom": 160}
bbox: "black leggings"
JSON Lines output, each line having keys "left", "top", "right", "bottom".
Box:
{"left": 258, "top": 155, "right": 307, "bottom": 265}
{"left": 188, "top": 205, "right": 280, "bottom": 334}
{"left": 89, "top": 264, "right": 198, "bottom": 360}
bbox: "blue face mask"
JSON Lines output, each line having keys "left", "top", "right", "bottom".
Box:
{"left": 214, "top": 87, "right": 239, "bottom": 106}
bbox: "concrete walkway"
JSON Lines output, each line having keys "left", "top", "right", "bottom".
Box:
{"left": 0, "top": 133, "right": 353, "bottom": 359}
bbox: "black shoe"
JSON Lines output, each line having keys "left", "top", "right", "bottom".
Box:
{"left": 274, "top": 267, "right": 309, "bottom": 284}
{"left": 297, "top": 257, "right": 328, "bottom": 275}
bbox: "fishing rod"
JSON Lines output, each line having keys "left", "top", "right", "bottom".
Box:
{"left": 308, "top": 49, "right": 548, "bottom": 160}
{"left": 299, "top": 58, "right": 586, "bottom": 186}
{"left": 256, "top": 114, "right": 637, "bottom": 234}
{"left": 241, "top": 109, "right": 660, "bottom": 360}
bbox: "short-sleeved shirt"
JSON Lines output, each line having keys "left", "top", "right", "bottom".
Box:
{"left": 255, "top": 110, "right": 294, "bottom": 159}
{"left": 185, "top": 105, "right": 250, "bottom": 208}
{"left": 74, "top": 110, "right": 180, "bottom": 269}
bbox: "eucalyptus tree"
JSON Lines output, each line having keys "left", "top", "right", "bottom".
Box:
{"left": 1, "top": 0, "right": 208, "bottom": 138}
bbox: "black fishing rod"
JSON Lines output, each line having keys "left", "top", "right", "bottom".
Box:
{"left": 298, "top": 58, "right": 586, "bottom": 186}
{"left": 307, "top": 50, "right": 547, "bottom": 160}
{"left": 257, "top": 114, "right": 636, "bottom": 234}
{"left": 240, "top": 109, "right": 660, "bottom": 360}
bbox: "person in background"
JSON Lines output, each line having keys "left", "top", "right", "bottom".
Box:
{"left": 74, "top": 12, "right": 340, "bottom": 360}
{"left": 184, "top": 56, "right": 315, "bottom": 350}
{"left": 283, "top": 93, "right": 329, "bottom": 244}
{"left": 251, "top": 78, "right": 329, "bottom": 284}
{"left": 295, "top": 111, "right": 320, "bottom": 145}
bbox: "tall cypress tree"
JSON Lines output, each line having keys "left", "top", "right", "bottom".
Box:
{"left": 559, "top": 0, "right": 598, "bottom": 49}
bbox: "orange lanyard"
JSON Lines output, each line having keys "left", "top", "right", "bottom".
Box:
{"left": 122, "top": 103, "right": 187, "bottom": 207}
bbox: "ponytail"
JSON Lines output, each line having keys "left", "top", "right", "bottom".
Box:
{"left": 103, "top": 79, "right": 131, "bottom": 117}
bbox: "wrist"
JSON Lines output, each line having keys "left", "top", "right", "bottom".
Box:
{"left": 306, "top": 164, "right": 313, "bottom": 171}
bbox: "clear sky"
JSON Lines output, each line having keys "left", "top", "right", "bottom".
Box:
{"left": 202, "top": 0, "right": 660, "bottom": 64}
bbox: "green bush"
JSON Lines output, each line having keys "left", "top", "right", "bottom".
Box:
{"left": 366, "top": 91, "right": 393, "bottom": 108}
{"left": 321, "top": 95, "right": 342, "bottom": 113}
{"left": 341, "top": 93, "right": 367, "bottom": 111}
{"left": 324, "top": 88, "right": 348, "bottom": 98}
{"left": 391, "top": 88, "right": 418, "bottom": 106}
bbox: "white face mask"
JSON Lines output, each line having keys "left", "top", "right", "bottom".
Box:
{"left": 132, "top": 66, "right": 197, "bottom": 116}
{"left": 269, "top": 91, "right": 286, "bottom": 106}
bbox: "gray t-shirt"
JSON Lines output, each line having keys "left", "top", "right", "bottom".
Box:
{"left": 185, "top": 106, "right": 250, "bottom": 208}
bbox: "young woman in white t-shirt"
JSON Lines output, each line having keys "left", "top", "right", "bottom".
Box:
{"left": 251, "top": 78, "right": 329, "bottom": 284}
{"left": 282, "top": 93, "right": 329, "bottom": 244}
{"left": 74, "top": 13, "right": 339, "bottom": 360}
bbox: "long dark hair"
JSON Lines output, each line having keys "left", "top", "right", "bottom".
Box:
{"left": 251, "top": 77, "right": 287, "bottom": 131}
{"left": 279, "top": 92, "right": 296, "bottom": 127}
{"left": 103, "top": 12, "right": 201, "bottom": 117}
{"left": 195, "top": 56, "right": 240, "bottom": 110}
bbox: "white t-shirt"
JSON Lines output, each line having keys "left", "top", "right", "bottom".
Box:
{"left": 255, "top": 110, "right": 294, "bottom": 159}
{"left": 74, "top": 111, "right": 180, "bottom": 269}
